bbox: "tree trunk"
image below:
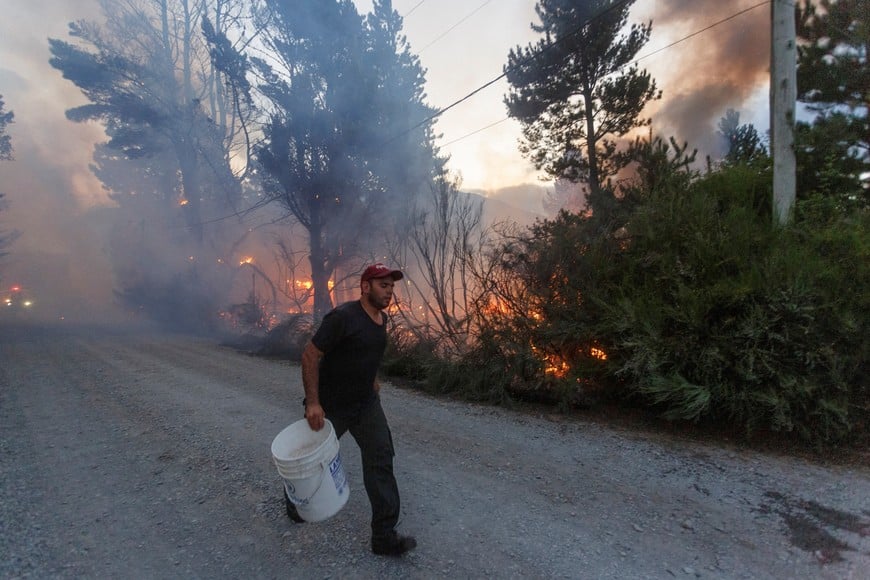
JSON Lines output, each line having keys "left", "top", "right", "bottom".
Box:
{"left": 177, "top": 139, "right": 204, "bottom": 242}
{"left": 583, "top": 90, "right": 599, "bottom": 194}
{"left": 308, "top": 213, "right": 334, "bottom": 323}
{"left": 583, "top": 88, "right": 605, "bottom": 213}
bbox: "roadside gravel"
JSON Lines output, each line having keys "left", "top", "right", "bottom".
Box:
{"left": 1, "top": 322, "right": 867, "bottom": 579}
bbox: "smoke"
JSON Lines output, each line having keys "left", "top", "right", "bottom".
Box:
{"left": 0, "top": 135, "right": 120, "bottom": 323}
{"left": 635, "top": 0, "right": 772, "bottom": 157}
{"left": 485, "top": 0, "right": 774, "bottom": 213}
{"left": 468, "top": 184, "right": 548, "bottom": 220}
{"left": 0, "top": 0, "right": 780, "bottom": 325}
{"left": 0, "top": 0, "right": 118, "bottom": 322}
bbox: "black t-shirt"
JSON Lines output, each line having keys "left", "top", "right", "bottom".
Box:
{"left": 311, "top": 300, "right": 387, "bottom": 417}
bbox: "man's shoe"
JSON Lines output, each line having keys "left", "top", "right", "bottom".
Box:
{"left": 284, "top": 488, "right": 305, "bottom": 523}
{"left": 371, "top": 532, "right": 417, "bottom": 556}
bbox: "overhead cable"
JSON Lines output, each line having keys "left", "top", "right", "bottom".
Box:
{"left": 417, "top": 0, "right": 494, "bottom": 54}
{"left": 437, "top": 0, "right": 773, "bottom": 149}
{"left": 387, "top": 0, "right": 636, "bottom": 143}
{"left": 402, "top": 0, "right": 427, "bottom": 18}
{"left": 440, "top": 117, "right": 510, "bottom": 148}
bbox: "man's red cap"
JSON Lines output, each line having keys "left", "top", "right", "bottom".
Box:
{"left": 361, "top": 263, "right": 404, "bottom": 282}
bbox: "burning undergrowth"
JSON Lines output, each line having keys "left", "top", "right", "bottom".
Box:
{"left": 247, "top": 313, "right": 314, "bottom": 359}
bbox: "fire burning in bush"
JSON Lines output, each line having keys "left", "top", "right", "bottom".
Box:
{"left": 540, "top": 345, "right": 608, "bottom": 378}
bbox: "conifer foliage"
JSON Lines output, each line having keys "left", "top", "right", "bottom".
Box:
{"left": 504, "top": 0, "right": 660, "bottom": 214}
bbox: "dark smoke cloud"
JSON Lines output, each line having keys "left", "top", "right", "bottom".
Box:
{"left": 635, "top": 0, "right": 771, "bottom": 157}
{"left": 485, "top": 0, "right": 776, "bottom": 212}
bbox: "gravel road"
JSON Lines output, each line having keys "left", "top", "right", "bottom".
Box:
{"left": 1, "top": 322, "right": 868, "bottom": 579}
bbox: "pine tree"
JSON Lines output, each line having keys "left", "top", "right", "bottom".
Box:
{"left": 47, "top": 1, "right": 252, "bottom": 330}
{"left": 717, "top": 109, "right": 767, "bottom": 166}
{"left": 0, "top": 95, "right": 12, "bottom": 161}
{"left": 504, "top": 0, "right": 660, "bottom": 215}
{"left": 49, "top": 1, "right": 250, "bottom": 238}
{"left": 254, "top": 0, "right": 440, "bottom": 320}
{"left": 795, "top": 0, "right": 869, "bottom": 208}
{"left": 0, "top": 95, "right": 16, "bottom": 262}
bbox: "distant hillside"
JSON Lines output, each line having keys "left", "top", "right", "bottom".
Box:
{"left": 461, "top": 190, "right": 546, "bottom": 229}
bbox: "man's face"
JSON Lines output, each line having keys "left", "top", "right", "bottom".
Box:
{"left": 363, "top": 277, "right": 395, "bottom": 310}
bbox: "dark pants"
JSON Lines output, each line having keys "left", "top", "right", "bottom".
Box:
{"left": 327, "top": 398, "right": 400, "bottom": 538}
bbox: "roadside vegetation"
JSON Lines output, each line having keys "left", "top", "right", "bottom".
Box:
{"left": 382, "top": 0, "right": 868, "bottom": 448}
{"left": 382, "top": 157, "right": 868, "bottom": 448}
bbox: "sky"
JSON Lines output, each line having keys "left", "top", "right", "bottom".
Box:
{"left": 0, "top": 0, "right": 774, "bottom": 318}
{"left": 0, "top": 0, "right": 773, "bottom": 207}
{"left": 355, "top": 0, "right": 772, "bottom": 209}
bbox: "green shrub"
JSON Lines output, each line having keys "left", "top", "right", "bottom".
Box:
{"left": 593, "top": 165, "right": 868, "bottom": 443}
{"left": 382, "top": 326, "right": 440, "bottom": 382}
{"left": 416, "top": 159, "right": 867, "bottom": 446}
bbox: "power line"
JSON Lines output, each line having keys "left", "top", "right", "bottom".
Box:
{"left": 417, "top": 0, "right": 493, "bottom": 54}
{"left": 402, "top": 0, "right": 427, "bottom": 18}
{"left": 436, "top": 1, "right": 773, "bottom": 150}
{"left": 168, "top": 195, "right": 274, "bottom": 231}
{"left": 440, "top": 116, "right": 509, "bottom": 148}
{"left": 388, "top": 0, "right": 636, "bottom": 143}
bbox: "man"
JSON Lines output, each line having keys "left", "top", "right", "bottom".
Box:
{"left": 287, "top": 263, "right": 417, "bottom": 557}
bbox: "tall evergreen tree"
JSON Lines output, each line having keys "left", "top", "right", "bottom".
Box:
{"left": 0, "top": 95, "right": 12, "bottom": 161}
{"left": 48, "top": 0, "right": 253, "bottom": 330}
{"left": 254, "top": 0, "right": 440, "bottom": 320}
{"left": 717, "top": 109, "right": 767, "bottom": 166}
{"left": 362, "top": 0, "right": 444, "bottom": 225}
{"left": 48, "top": 0, "right": 245, "bottom": 237}
{"left": 795, "top": 0, "right": 869, "bottom": 208}
{"left": 504, "top": 0, "right": 660, "bottom": 214}
{"left": 0, "top": 95, "right": 16, "bottom": 263}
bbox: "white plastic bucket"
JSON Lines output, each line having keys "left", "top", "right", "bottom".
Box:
{"left": 270, "top": 419, "right": 349, "bottom": 522}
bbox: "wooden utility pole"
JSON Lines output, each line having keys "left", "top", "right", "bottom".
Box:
{"left": 770, "top": 0, "right": 797, "bottom": 224}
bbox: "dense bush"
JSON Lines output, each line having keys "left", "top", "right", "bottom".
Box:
{"left": 413, "top": 162, "right": 868, "bottom": 445}
{"left": 382, "top": 326, "right": 439, "bottom": 382}
{"left": 593, "top": 166, "right": 868, "bottom": 443}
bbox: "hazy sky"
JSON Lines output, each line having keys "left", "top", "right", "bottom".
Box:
{"left": 361, "top": 0, "right": 772, "bottom": 197}
{"left": 0, "top": 0, "right": 772, "bottom": 206}
{"left": 0, "top": 0, "right": 773, "bottom": 317}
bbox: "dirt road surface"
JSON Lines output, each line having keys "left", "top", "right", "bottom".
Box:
{"left": 1, "top": 322, "right": 868, "bottom": 579}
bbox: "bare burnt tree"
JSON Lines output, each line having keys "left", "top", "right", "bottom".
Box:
{"left": 271, "top": 233, "right": 314, "bottom": 314}
{"left": 388, "top": 174, "right": 484, "bottom": 356}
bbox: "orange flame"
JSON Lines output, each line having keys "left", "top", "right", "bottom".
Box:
{"left": 543, "top": 354, "right": 570, "bottom": 378}
{"left": 539, "top": 345, "right": 607, "bottom": 378}
{"left": 482, "top": 297, "right": 511, "bottom": 316}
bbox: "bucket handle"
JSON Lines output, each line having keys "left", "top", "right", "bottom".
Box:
{"left": 286, "top": 459, "right": 330, "bottom": 507}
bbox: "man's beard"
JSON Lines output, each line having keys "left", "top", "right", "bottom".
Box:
{"left": 365, "top": 294, "right": 390, "bottom": 310}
